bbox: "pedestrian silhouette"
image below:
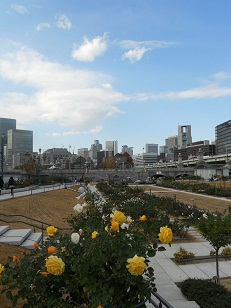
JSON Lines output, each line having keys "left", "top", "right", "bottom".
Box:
{"left": 8, "top": 176, "right": 15, "bottom": 197}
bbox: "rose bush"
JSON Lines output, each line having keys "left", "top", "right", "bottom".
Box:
{"left": 0, "top": 185, "right": 173, "bottom": 308}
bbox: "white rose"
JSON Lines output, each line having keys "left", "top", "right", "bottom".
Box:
{"left": 71, "top": 233, "right": 80, "bottom": 244}
{"left": 121, "top": 223, "right": 129, "bottom": 230}
{"left": 73, "top": 204, "right": 83, "bottom": 213}
{"left": 203, "top": 213, "right": 208, "bottom": 219}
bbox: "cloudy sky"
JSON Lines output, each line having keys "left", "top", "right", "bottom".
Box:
{"left": 0, "top": 0, "right": 231, "bottom": 154}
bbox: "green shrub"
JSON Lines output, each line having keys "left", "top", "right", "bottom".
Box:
{"left": 180, "top": 278, "right": 231, "bottom": 308}
{"left": 173, "top": 247, "right": 195, "bottom": 260}
{"left": 221, "top": 247, "right": 231, "bottom": 260}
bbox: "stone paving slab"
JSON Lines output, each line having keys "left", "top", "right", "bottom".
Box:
{"left": 0, "top": 225, "right": 9, "bottom": 235}
{"left": 179, "top": 264, "right": 210, "bottom": 280}
{"left": 0, "top": 229, "right": 32, "bottom": 245}
{"left": 20, "top": 232, "right": 42, "bottom": 249}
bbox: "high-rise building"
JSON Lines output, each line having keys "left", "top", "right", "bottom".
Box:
{"left": 7, "top": 129, "right": 33, "bottom": 168}
{"left": 159, "top": 146, "right": 168, "bottom": 154}
{"left": 145, "top": 143, "right": 158, "bottom": 154}
{"left": 178, "top": 125, "right": 192, "bottom": 149}
{"left": 165, "top": 136, "right": 178, "bottom": 153}
{"left": 215, "top": 120, "right": 231, "bottom": 155}
{"left": 88, "top": 140, "right": 102, "bottom": 161}
{"left": 78, "top": 148, "right": 89, "bottom": 159}
{"left": 0, "top": 117, "right": 16, "bottom": 150}
{"left": 121, "top": 145, "right": 133, "bottom": 156}
{"left": 105, "top": 140, "right": 118, "bottom": 155}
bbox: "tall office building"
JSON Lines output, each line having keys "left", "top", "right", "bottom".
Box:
{"left": 165, "top": 135, "right": 178, "bottom": 153}
{"left": 121, "top": 145, "right": 133, "bottom": 156}
{"left": 105, "top": 140, "right": 118, "bottom": 155}
{"left": 78, "top": 148, "right": 89, "bottom": 159}
{"left": 145, "top": 143, "right": 158, "bottom": 154}
{"left": 7, "top": 129, "right": 33, "bottom": 168}
{"left": 178, "top": 125, "right": 192, "bottom": 149}
{"left": 215, "top": 120, "right": 231, "bottom": 155}
{"left": 0, "top": 117, "right": 16, "bottom": 149}
{"left": 88, "top": 140, "right": 102, "bottom": 161}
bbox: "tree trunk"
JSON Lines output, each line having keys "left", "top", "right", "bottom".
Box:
{"left": 216, "top": 248, "right": 220, "bottom": 284}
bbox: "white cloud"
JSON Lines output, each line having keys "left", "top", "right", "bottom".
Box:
{"left": 72, "top": 34, "right": 108, "bottom": 62}
{"left": 11, "top": 4, "right": 28, "bottom": 14}
{"left": 120, "top": 40, "right": 175, "bottom": 50}
{"left": 122, "top": 47, "right": 150, "bottom": 63}
{"left": 36, "top": 23, "right": 51, "bottom": 31}
{"left": 55, "top": 14, "right": 72, "bottom": 30}
{"left": 212, "top": 72, "right": 231, "bottom": 80}
{"left": 135, "top": 83, "right": 231, "bottom": 101}
{"left": 0, "top": 45, "right": 128, "bottom": 135}
{"left": 119, "top": 39, "right": 176, "bottom": 63}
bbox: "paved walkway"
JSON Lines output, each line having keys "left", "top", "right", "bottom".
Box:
{"left": 0, "top": 183, "right": 68, "bottom": 201}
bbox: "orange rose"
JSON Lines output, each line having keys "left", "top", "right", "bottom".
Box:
{"left": 12, "top": 255, "right": 18, "bottom": 263}
{"left": 48, "top": 246, "right": 56, "bottom": 255}
{"left": 41, "top": 271, "right": 48, "bottom": 278}
{"left": 111, "top": 220, "right": 119, "bottom": 232}
{"left": 33, "top": 242, "right": 39, "bottom": 249}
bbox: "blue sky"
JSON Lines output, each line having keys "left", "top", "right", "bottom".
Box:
{"left": 0, "top": 1, "right": 230, "bottom": 154}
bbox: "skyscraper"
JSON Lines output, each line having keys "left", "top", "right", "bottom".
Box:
{"left": 105, "top": 140, "right": 118, "bottom": 155}
{"left": 7, "top": 129, "right": 33, "bottom": 168}
{"left": 177, "top": 125, "right": 192, "bottom": 149}
{"left": 0, "top": 117, "right": 16, "bottom": 149}
{"left": 215, "top": 120, "right": 231, "bottom": 155}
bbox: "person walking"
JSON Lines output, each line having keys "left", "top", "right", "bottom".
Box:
{"left": 8, "top": 176, "right": 15, "bottom": 197}
{"left": 0, "top": 176, "right": 4, "bottom": 195}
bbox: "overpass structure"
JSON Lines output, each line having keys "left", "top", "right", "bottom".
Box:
{"left": 3, "top": 153, "right": 231, "bottom": 183}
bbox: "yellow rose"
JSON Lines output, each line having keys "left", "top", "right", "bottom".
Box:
{"left": 45, "top": 256, "right": 65, "bottom": 276}
{"left": 111, "top": 220, "right": 119, "bottom": 232}
{"left": 126, "top": 255, "right": 147, "bottom": 276}
{"left": 140, "top": 215, "right": 147, "bottom": 222}
{"left": 92, "top": 231, "right": 99, "bottom": 239}
{"left": 0, "top": 264, "right": 5, "bottom": 274}
{"left": 113, "top": 210, "right": 126, "bottom": 224}
{"left": 159, "top": 226, "right": 173, "bottom": 244}
{"left": 46, "top": 226, "right": 58, "bottom": 237}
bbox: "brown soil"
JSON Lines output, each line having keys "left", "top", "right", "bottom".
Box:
{"left": 145, "top": 186, "right": 231, "bottom": 213}
{"left": 0, "top": 187, "right": 81, "bottom": 307}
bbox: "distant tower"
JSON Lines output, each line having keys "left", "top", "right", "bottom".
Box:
{"left": 178, "top": 125, "right": 192, "bottom": 149}
{"left": 105, "top": 140, "right": 118, "bottom": 155}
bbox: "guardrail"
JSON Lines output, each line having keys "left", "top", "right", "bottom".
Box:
{"left": 0, "top": 213, "right": 72, "bottom": 241}
{"left": 148, "top": 292, "right": 174, "bottom": 308}
{"left": 0, "top": 183, "right": 72, "bottom": 197}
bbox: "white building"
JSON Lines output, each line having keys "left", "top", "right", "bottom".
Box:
{"left": 134, "top": 152, "right": 158, "bottom": 167}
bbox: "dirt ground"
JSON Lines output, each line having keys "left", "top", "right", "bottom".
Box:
{"left": 145, "top": 186, "right": 231, "bottom": 213}
{"left": 1, "top": 185, "right": 231, "bottom": 307}
{"left": 0, "top": 187, "right": 81, "bottom": 308}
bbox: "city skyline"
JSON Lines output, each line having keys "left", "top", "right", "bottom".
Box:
{"left": 0, "top": 1, "right": 231, "bottom": 154}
